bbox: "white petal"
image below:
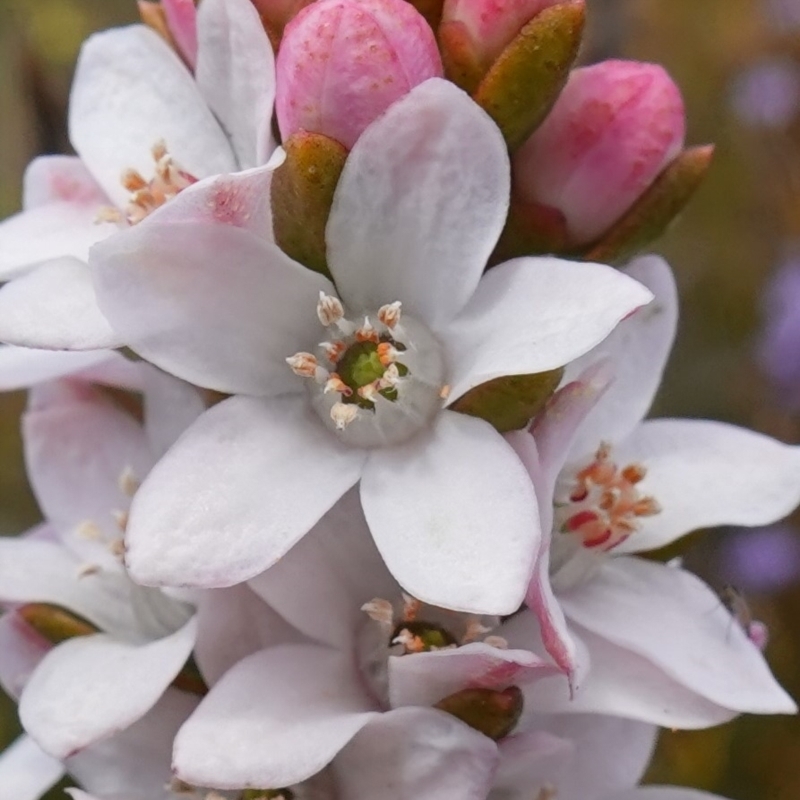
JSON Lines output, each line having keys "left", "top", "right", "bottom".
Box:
{"left": 443, "top": 257, "right": 654, "bottom": 403}
{"left": 0, "top": 206, "right": 114, "bottom": 281}
{"left": 22, "top": 155, "right": 107, "bottom": 210}
{"left": 0, "top": 538, "right": 137, "bottom": 635}
{"left": 614, "top": 419, "right": 800, "bottom": 553}
{"left": 0, "top": 611, "right": 50, "bottom": 700}
{"left": 141, "top": 366, "right": 206, "bottom": 459}
{"left": 68, "top": 689, "right": 198, "bottom": 799}
{"left": 523, "top": 625, "right": 748, "bottom": 729}
{"left": 24, "top": 381, "right": 153, "bottom": 570}
{"left": 249, "top": 488, "right": 397, "bottom": 650}
{"left": 0, "top": 347, "right": 119, "bottom": 392}
{"left": 19, "top": 618, "right": 197, "bottom": 759}
{"left": 559, "top": 558, "right": 796, "bottom": 716}
{"left": 494, "top": 730, "right": 574, "bottom": 799}
{"left": 194, "top": 584, "right": 304, "bottom": 687}
{"left": 327, "top": 78, "right": 509, "bottom": 328}
{"left": 362, "top": 411, "right": 539, "bottom": 615}
{"left": 612, "top": 790, "right": 727, "bottom": 800}
{"left": 69, "top": 25, "right": 235, "bottom": 206}
{"left": 388, "top": 642, "right": 556, "bottom": 708}
{"left": 0, "top": 259, "right": 121, "bottom": 350}
{"left": 564, "top": 255, "right": 679, "bottom": 458}
{"left": 521, "top": 713, "right": 657, "bottom": 800}
{"left": 334, "top": 708, "right": 498, "bottom": 800}
{"left": 196, "top": 0, "right": 276, "bottom": 168}
{"left": 173, "top": 644, "right": 378, "bottom": 788}
{"left": 144, "top": 160, "right": 282, "bottom": 240}
{"left": 91, "top": 220, "right": 332, "bottom": 395}
{"left": 0, "top": 736, "right": 63, "bottom": 800}
{"left": 126, "top": 396, "right": 365, "bottom": 587}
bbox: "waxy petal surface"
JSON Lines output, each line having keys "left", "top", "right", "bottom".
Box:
{"left": 20, "top": 618, "right": 197, "bottom": 758}
{"left": 614, "top": 418, "right": 800, "bottom": 553}
{"left": 443, "top": 258, "right": 653, "bottom": 403}
{"left": 362, "top": 411, "right": 538, "bottom": 615}
{"left": 0, "top": 736, "right": 63, "bottom": 800}
{"left": 69, "top": 25, "right": 235, "bottom": 206}
{"left": 327, "top": 78, "right": 509, "bottom": 329}
{"left": 196, "top": 0, "right": 276, "bottom": 168}
{"left": 0, "top": 259, "right": 121, "bottom": 350}
{"left": 173, "top": 644, "right": 378, "bottom": 788}
{"left": 92, "top": 221, "right": 332, "bottom": 395}
{"left": 126, "top": 396, "right": 365, "bottom": 587}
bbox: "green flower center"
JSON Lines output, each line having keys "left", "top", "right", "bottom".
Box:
{"left": 337, "top": 341, "right": 386, "bottom": 392}
{"left": 392, "top": 620, "right": 458, "bottom": 652}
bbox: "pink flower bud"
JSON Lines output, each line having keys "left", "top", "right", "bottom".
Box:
{"left": 276, "top": 0, "right": 443, "bottom": 149}
{"left": 513, "top": 60, "right": 686, "bottom": 246}
{"left": 441, "top": 0, "right": 564, "bottom": 71}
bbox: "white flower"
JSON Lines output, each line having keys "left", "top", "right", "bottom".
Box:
{"left": 0, "top": 0, "right": 279, "bottom": 352}
{"left": 0, "top": 371, "right": 205, "bottom": 760}
{"left": 505, "top": 255, "right": 800, "bottom": 726}
{"left": 89, "top": 78, "right": 652, "bottom": 614}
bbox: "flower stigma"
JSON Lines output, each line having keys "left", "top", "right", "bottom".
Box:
{"left": 287, "top": 293, "right": 446, "bottom": 448}
{"left": 555, "top": 442, "right": 661, "bottom": 551}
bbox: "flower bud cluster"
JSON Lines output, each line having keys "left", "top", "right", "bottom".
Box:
{"left": 0, "top": 1, "right": 792, "bottom": 799}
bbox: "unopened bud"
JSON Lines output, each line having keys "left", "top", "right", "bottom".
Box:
{"left": 440, "top": 0, "right": 564, "bottom": 89}
{"left": 513, "top": 60, "right": 686, "bottom": 247}
{"left": 251, "top": 0, "right": 314, "bottom": 47}
{"left": 276, "top": 0, "right": 443, "bottom": 149}
{"left": 434, "top": 685, "right": 523, "bottom": 740}
{"left": 18, "top": 603, "right": 97, "bottom": 645}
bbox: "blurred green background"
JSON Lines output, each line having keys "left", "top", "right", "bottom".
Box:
{"left": 2, "top": 0, "right": 800, "bottom": 797}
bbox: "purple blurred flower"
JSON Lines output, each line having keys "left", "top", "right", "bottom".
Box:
{"left": 730, "top": 58, "right": 800, "bottom": 127}
{"left": 758, "top": 258, "right": 800, "bottom": 407}
{"left": 719, "top": 524, "right": 800, "bottom": 593}
{"left": 767, "top": 0, "right": 800, "bottom": 31}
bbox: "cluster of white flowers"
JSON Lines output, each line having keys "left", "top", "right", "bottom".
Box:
{"left": 0, "top": 0, "right": 797, "bottom": 798}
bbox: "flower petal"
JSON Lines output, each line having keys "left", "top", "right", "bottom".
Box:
{"left": 494, "top": 730, "right": 574, "bottom": 799}
{"left": 614, "top": 419, "right": 800, "bottom": 553}
{"left": 195, "top": 584, "right": 304, "bottom": 687}
{"left": 24, "top": 381, "right": 153, "bottom": 570}
{"left": 559, "top": 558, "right": 796, "bottom": 717}
{"left": 22, "top": 155, "right": 107, "bottom": 210}
{"left": 0, "top": 611, "right": 50, "bottom": 701}
{"left": 0, "top": 736, "right": 64, "bottom": 800}
{"left": 563, "top": 255, "right": 679, "bottom": 459}
{"left": 327, "top": 78, "right": 509, "bottom": 329}
{"left": 19, "top": 618, "right": 197, "bottom": 759}
{"left": 0, "top": 259, "right": 121, "bottom": 350}
{"left": 520, "top": 713, "right": 657, "bottom": 800}
{"left": 173, "top": 644, "right": 378, "bottom": 788}
{"left": 0, "top": 206, "right": 114, "bottom": 281}
{"left": 67, "top": 689, "right": 198, "bottom": 799}
{"left": 361, "top": 411, "right": 539, "bottom": 615}
{"left": 126, "top": 395, "right": 365, "bottom": 587}
{"left": 69, "top": 25, "right": 235, "bottom": 206}
{"left": 388, "top": 642, "right": 557, "bottom": 709}
{"left": 443, "top": 257, "right": 654, "bottom": 403}
{"left": 612, "top": 790, "right": 728, "bottom": 800}
{"left": 0, "top": 347, "right": 120, "bottom": 392}
{"left": 0, "top": 538, "right": 137, "bottom": 635}
{"left": 91, "top": 220, "right": 332, "bottom": 394}
{"left": 334, "top": 707, "right": 498, "bottom": 800}
{"left": 249, "top": 488, "right": 396, "bottom": 650}
{"left": 196, "top": 0, "right": 276, "bottom": 169}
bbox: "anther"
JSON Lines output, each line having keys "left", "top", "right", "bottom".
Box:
{"left": 324, "top": 374, "right": 353, "bottom": 397}
{"left": 376, "top": 342, "right": 398, "bottom": 367}
{"left": 320, "top": 340, "right": 346, "bottom": 363}
{"left": 362, "top": 598, "right": 395, "bottom": 627}
{"left": 317, "top": 292, "right": 344, "bottom": 327}
{"left": 378, "top": 301, "right": 402, "bottom": 329}
{"left": 118, "top": 466, "right": 140, "bottom": 497}
{"left": 287, "top": 352, "right": 321, "bottom": 379}
{"left": 331, "top": 402, "right": 359, "bottom": 430}
{"left": 355, "top": 318, "right": 379, "bottom": 343}
{"left": 121, "top": 169, "right": 148, "bottom": 192}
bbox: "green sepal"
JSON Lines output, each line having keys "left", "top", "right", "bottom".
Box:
{"left": 451, "top": 369, "right": 564, "bottom": 433}
{"left": 18, "top": 603, "right": 98, "bottom": 644}
{"left": 473, "top": 1, "right": 585, "bottom": 151}
{"left": 435, "top": 686, "right": 523, "bottom": 741}
{"left": 404, "top": 0, "right": 444, "bottom": 29}
{"left": 490, "top": 198, "right": 570, "bottom": 264}
{"left": 582, "top": 144, "right": 715, "bottom": 265}
{"left": 271, "top": 132, "right": 348, "bottom": 279}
